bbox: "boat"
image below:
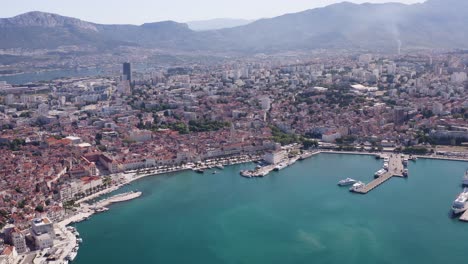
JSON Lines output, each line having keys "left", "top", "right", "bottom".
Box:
{"left": 215, "top": 165, "right": 224, "bottom": 170}
{"left": 194, "top": 169, "right": 205, "bottom": 174}
{"left": 383, "top": 162, "right": 389, "bottom": 170}
{"left": 451, "top": 188, "right": 468, "bottom": 214}
{"left": 273, "top": 163, "right": 287, "bottom": 171}
{"left": 403, "top": 158, "right": 409, "bottom": 167}
{"left": 212, "top": 171, "right": 218, "bottom": 174}
{"left": 403, "top": 169, "right": 409, "bottom": 177}
{"left": 337, "top": 178, "right": 357, "bottom": 186}
{"left": 462, "top": 170, "right": 468, "bottom": 186}
{"left": 374, "top": 169, "right": 387, "bottom": 178}
{"left": 349, "top": 181, "right": 365, "bottom": 192}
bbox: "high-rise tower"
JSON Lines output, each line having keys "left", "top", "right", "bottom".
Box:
{"left": 123, "top": 62, "right": 132, "bottom": 82}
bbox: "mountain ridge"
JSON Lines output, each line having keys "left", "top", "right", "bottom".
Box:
{"left": 0, "top": 0, "right": 467, "bottom": 52}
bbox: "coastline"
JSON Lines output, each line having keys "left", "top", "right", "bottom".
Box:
{"left": 56, "top": 150, "right": 467, "bottom": 263}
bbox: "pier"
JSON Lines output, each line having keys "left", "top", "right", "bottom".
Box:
{"left": 353, "top": 154, "right": 406, "bottom": 194}
{"left": 459, "top": 210, "right": 468, "bottom": 222}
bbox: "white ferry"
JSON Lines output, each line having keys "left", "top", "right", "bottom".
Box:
{"left": 338, "top": 178, "right": 357, "bottom": 186}
{"left": 462, "top": 170, "right": 468, "bottom": 186}
{"left": 350, "top": 181, "right": 365, "bottom": 192}
{"left": 451, "top": 188, "right": 468, "bottom": 215}
{"left": 374, "top": 169, "right": 387, "bottom": 178}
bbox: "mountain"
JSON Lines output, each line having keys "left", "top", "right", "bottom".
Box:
{"left": 0, "top": 0, "right": 467, "bottom": 53}
{"left": 186, "top": 18, "right": 254, "bottom": 31}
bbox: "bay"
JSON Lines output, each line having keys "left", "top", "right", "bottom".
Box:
{"left": 74, "top": 153, "right": 468, "bottom": 264}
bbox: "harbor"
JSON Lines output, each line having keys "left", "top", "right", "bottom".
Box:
{"left": 71, "top": 153, "right": 468, "bottom": 264}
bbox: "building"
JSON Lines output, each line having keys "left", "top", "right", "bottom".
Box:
{"left": 393, "top": 107, "right": 406, "bottom": 125}
{"left": 123, "top": 62, "right": 132, "bottom": 82}
{"left": 31, "top": 218, "right": 55, "bottom": 250}
{"left": 263, "top": 150, "right": 287, "bottom": 165}
{"left": 10, "top": 229, "right": 27, "bottom": 254}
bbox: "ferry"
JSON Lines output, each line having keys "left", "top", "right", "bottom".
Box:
{"left": 350, "top": 181, "right": 365, "bottom": 192}
{"left": 374, "top": 169, "right": 387, "bottom": 178}
{"left": 462, "top": 170, "right": 468, "bottom": 186}
{"left": 451, "top": 188, "right": 468, "bottom": 215}
{"left": 338, "top": 178, "right": 357, "bottom": 186}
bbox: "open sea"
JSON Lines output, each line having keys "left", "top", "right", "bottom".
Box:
{"left": 74, "top": 153, "right": 468, "bottom": 264}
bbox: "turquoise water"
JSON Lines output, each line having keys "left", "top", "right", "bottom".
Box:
{"left": 74, "top": 154, "right": 468, "bottom": 264}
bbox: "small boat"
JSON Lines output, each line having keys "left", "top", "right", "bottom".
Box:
{"left": 462, "top": 170, "right": 468, "bottom": 186}
{"left": 350, "top": 181, "right": 365, "bottom": 192}
{"left": 451, "top": 188, "right": 468, "bottom": 215}
{"left": 338, "top": 178, "right": 357, "bottom": 186}
{"left": 212, "top": 171, "right": 218, "bottom": 174}
{"left": 194, "top": 169, "right": 205, "bottom": 174}
{"left": 403, "top": 169, "right": 408, "bottom": 177}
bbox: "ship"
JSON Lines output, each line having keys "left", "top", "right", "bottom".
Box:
{"left": 349, "top": 181, "right": 365, "bottom": 192}
{"left": 403, "top": 169, "right": 409, "bottom": 177}
{"left": 374, "top": 169, "right": 387, "bottom": 178}
{"left": 451, "top": 188, "right": 468, "bottom": 215}
{"left": 337, "top": 178, "right": 357, "bottom": 186}
{"left": 462, "top": 170, "right": 468, "bottom": 186}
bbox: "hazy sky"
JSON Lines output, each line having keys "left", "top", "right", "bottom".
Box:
{"left": 2, "top": 0, "right": 425, "bottom": 24}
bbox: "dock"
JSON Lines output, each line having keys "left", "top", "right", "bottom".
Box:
{"left": 460, "top": 210, "right": 468, "bottom": 222}
{"left": 353, "top": 154, "right": 406, "bottom": 194}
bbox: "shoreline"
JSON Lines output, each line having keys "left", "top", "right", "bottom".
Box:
{"left": 55, "top": 150, "right": 467, "bottom": 263}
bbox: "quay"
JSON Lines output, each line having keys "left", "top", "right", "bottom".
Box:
{"left": 460, "top": 210, "right": 468, "bottom": 222}
{"left": 353, "top": 154, "right": 406, "bottom": 194}
{"left": 94, "top": 191, "right": 142, "bottom": 208}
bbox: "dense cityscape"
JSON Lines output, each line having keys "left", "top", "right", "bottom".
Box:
{"left": 0, "top": 0, "right": 468, "bottom": 263}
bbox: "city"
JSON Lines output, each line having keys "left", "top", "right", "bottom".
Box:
{"left": 0, "top": 0, "right": 467, "bottom": 263}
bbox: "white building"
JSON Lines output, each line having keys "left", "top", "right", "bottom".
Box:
{"left": 31, "top": 218, "right": 55, "bottom": 250}
{"left": 263, "top": 150, "right": 287, "bottom": 165}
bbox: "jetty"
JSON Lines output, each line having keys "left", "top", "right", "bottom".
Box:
{"left": 460, "top": 210, "right": 468, "bottom": 222}
{"left": 95, "top": 191, "right": 142, "bottom": 207}
{"left": 353, "top": 154, "right": 406, "bottom": 194}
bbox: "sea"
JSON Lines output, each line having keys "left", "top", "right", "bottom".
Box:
{"left": 73, "top": 153, "right": 468, "bottom": 264}
{"left": 0, "top": 68, "right": 107, "bottom": 85}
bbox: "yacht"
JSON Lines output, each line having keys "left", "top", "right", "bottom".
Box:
{"left": 374, "top": 169, "right": 387, "bottom": 178}
{"left": 350, "top": 181, "right": 365, "bottom": 192}
{"left": 451, "top": 188, "right": 468, "bottom": 215}
{"left": 338, "top": 178, "right": 357, "bottom": 186}
{"left": 215, "top": 165, "right": 224, "bottom": 170}
{"left": 462, "top": 170, "right": 468, "bottom": 186}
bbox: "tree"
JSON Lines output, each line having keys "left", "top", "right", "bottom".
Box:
{"left": 35, "top": 205, "right": 44, "bottom": 213}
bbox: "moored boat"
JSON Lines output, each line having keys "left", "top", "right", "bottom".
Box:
{"left": 338, "top": 178, "right": 357, "bottom": 186}
{"left": 451, "top": 188, "right": 468, "bottom": 215}
{"left": 350, "top": 181, "right": 365, "bottom": 192}
{"left": 462, "top": 170, "right": 468, "bottom": 186}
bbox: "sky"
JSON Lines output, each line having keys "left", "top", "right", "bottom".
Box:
{"left": 2, "top": 0, "right": 425, "bottom": 25}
